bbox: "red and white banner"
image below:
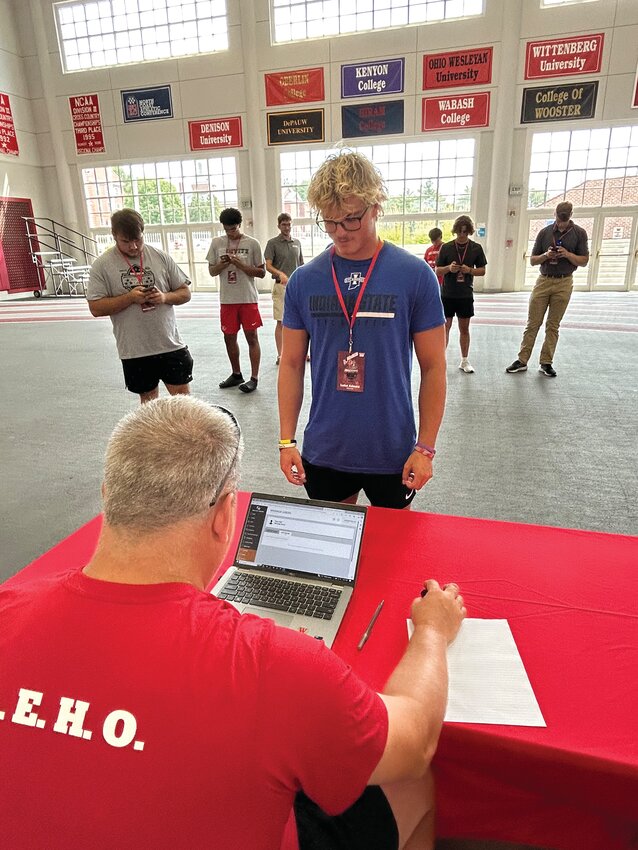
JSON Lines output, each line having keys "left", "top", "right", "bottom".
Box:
{"left": 188, "top": 116, "right": 243, "bottom": 151}
{"left": 525, "top": 33, "right": 604, "bottom": 80}
{"left": 265, "top": 68, "right": 324, "bottom": 107}
{"left": 423, "top": 47, "right": 493, "bottom": 90}
{"left": 422, "top": 92, "right": 490, "bottom": 132}
{"left": 69, "top": 94, "right": 105, "bottom": 155}
{"left": 0, "top": 92, "right": 19, "bottom": 157}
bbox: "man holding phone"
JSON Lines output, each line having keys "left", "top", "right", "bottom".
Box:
{"left": 506, "top": 200, "right": 589, "bottom": 377}
{"left": 87, "top": 208, "right": 193, "bottom": 404}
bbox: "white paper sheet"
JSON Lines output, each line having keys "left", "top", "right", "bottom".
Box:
{"left": 407, "top": 618, "right": 546, "bottom": 726}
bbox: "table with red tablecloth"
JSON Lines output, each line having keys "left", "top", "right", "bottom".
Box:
{"left": 8, "top": 494, "right": 638, "bottom": 850}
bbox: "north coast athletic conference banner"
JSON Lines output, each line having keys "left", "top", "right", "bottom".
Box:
{"left": 525, "top": 34, "right": 604, "bottom": 80}
{"left": 267, "top": 109, "right": 324, "bottom": 145}
{"left": 265, "top": 69, "right": 324, "bottom": 107}
{"left": 422, "top": 92, "right": 490, "bottom": 131}
{"left": 521, "top": 82, "right": 598, "bottom": 124}
{"left": 0, "top": 92, "right": 19, "bottom": 157}
{"left": 341, "top": 58, "right": 405, "bottom": 98}
{"left": 69, "top": 94, "right": 105, "bottom": 155}
{"left": 422, "top": 47, "right": 493, "bottom": 89}
{"left": 121, "top": 86, "right": 173, "bottom": 123}
{"left": 342, "top": 100, "right": 404, "bottom": 137}
{"left": 189, "top": 117, "right": 243, "bottom": 151}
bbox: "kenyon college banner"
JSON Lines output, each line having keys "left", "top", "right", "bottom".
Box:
{"left": 0, "top": 92, "right": 19, "bottom": 157}
{"left": 521, "top": 82, "right": 598, "bottom": 124}
{"left": 69, "top": 94, "right": 105, "bottom": 155}
{"left": 341, "top": 58, "right": 405, "bottom": 98}
{"left": 423, "top": 47, "right": 493, "bottom": 90}
{"left": 525, "top": 34, "right": 604, "bottom": 80}
{"left": 188, "top": 117, "right": 243, "bottom": 151}
{"left": 265, "top": 69, "right": 324, "bottom": 107}
{"left": 422, "top": 92, "right": 490, "bottom": 131}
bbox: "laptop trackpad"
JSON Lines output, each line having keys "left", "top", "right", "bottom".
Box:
{"left": 244, "top": 607, "right": 294, "bottom": 627}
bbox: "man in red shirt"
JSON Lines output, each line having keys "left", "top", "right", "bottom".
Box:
{"left": 424, "top": 227, "right": 444, "bottom": 286}
{"left": 0, "top": 396, "right": 465, "bottom": 850}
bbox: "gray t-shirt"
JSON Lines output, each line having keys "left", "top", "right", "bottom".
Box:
{"left": 264, "top": 234, "right": 304, "bottom": 279}
{"left": 87, "top": 244, "right": 190, "bottom": 360}
{"left": 206, "top": 234, "right": 264, "bottom": 304}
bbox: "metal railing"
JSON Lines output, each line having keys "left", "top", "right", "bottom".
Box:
{"left": 23, "top": 217, "right": 100, "bottom": 297}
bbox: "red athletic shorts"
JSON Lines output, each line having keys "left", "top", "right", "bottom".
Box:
{"left": 220, "top": 303, "right": 263, "bottom": 334}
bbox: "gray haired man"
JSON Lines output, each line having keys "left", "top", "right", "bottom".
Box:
{"left": 0, "top": 396, "right": 464, "bottom": 850}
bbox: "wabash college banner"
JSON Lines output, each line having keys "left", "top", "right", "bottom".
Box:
{"left": 422, "top": 92, "right": 490, "bottom": 131}
{"left": 265, "top": 69, "right": 324, "bottom": 107}
{"left": 525, "top": 34, "right": 604, "bottom": 80}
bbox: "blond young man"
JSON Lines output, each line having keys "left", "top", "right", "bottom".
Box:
{"left": 278, "top": 151, "right": 446, "bottom": 510}
{"left": 0, "top": 395, "right": 465, "bottom": 850}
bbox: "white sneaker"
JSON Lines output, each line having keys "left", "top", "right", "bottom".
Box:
{"left": 459, "top": 359, "right": 474, "bottom": 373}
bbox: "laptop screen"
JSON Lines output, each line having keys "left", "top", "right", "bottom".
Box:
{"left": 234, "top": 494, "right": 366, "bottom": 584}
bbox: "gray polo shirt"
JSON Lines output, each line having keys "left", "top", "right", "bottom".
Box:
{"left": 532, "top": 221, "right": 589, "bottom": 276}
{"left": 264, "top": 234, "right": 304, "bottom": 279}
{"left": 87, "top": 244, "right": 190, "bottom": 360}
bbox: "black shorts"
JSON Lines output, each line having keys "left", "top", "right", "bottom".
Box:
{"left": 295, "top": 786, "right": 399, "bottom": 850}
{"left": 442, "top": 297, "right": 474, "bottom": 319}
{"left": 302, "top": 458, "right": 416, "bottom": 510}
{"left": 121, "top": 347, "right": 193, "bottom": 395}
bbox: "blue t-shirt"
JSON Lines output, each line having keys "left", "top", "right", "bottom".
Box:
{"left": 283, "top": 241, "right": 444, "bottom": 474}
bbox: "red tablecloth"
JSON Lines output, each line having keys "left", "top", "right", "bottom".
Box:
{"left": 10, "top": 496, "right": 638, "bottom": 850}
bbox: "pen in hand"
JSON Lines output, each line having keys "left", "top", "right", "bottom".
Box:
{"left": 357, "top": 600, "right": 384, "bottom": 651}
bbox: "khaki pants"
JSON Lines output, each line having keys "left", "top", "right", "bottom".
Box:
{"left": 518, "top": 274, "right": 573, "bottom": 365}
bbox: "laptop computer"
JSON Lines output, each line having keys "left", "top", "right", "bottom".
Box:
{"left": 211, "top": 493, "right": 367, "bottom": 647}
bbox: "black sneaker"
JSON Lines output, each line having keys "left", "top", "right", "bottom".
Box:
{"left": 219, "top": 373, "right": 243, "bottom": 389}
{"left": 505, "top": 359, "right": 527, "bottom": 373}
{"left": 238, "top": 377, "right": 258, "bottom": 393}
{"left": 539, "top": 363, "right": 557, "bottom": 378}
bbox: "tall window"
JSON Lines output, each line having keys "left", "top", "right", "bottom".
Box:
{"left": 528, "top": 127, "right": 638, "bottom": 209}
{"left": 272, "top": 0, "right": 483, "bottom": 44}
{"left": 280, "top": 139, "right": 476, "bottom": 257}
{"left": 81, "top": 157, "right": 238, "bottom": 229}
{"left": 55, "top": 0, "right": 228, "bottom": 72}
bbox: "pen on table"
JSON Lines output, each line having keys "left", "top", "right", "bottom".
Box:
{"left": 357, "top": 600, "right": 384, "bottom": 651}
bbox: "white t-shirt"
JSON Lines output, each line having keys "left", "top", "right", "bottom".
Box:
{"left": 206, "top": 234, "right": 264, "bottom": 304}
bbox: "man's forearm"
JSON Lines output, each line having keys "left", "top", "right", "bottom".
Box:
{"left": 277, "top": 363, "right": 304, "bottom": 439}
{"left": 163, "top": 286, "right": 191, "bottom": 305}
{"left": 88, "top": 292, "right": 134, "bottom": 317}
{"left": 417, "top": 361, "right": 446, "bottom": 447}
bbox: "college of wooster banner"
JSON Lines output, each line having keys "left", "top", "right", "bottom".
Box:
{"left": 521, "top": 82, "right": 598, "bottom": 124}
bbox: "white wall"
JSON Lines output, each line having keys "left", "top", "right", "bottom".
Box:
{"left": 2, "top": 0, "right": 637, "bottom": 290}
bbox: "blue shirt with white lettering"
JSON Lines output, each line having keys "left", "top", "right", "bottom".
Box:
{"left": 283, "top": 241, "right": 444, "bottom": 474}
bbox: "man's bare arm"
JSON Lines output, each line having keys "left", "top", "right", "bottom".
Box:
{"left": 277, "top": 327, "right": 309, "bottom": 485}
{"left": 88, "top": 287, "right": 146, "bottom": 317}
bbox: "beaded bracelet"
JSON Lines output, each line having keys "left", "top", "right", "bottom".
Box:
{"left": 414, "top": 442, "right": 436, "bottom": 459}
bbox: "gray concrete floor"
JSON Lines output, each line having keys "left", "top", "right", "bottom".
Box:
{"left": 1, "top": 292, "right": 637, "bottom": 581}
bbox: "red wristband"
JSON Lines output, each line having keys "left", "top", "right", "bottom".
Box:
{"left": 414, "top": 442, "right": 436, "bottom": 459}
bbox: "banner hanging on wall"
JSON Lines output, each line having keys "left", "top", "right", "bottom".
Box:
{"left": 265, "top": 68, "right": 325, "bottom": 106}
{"left": 342, "top": 100, "right": 404, "bottom": 138}
{"left": 422, "top": 47, "right": 493, "bottom": 90}
{"left": 69, "top": 94, "right": 105, "bottom": 155}
{"left": 632, "top": 65, "right": 638, "bottom": 108}
{"left": 521, "top": 81, "right": 598, "bottom": 123}
{"left": 267, "top": 109, "right": 325, "bottom": 145}
{"left": 188, "top": 117, "right": 243, "bottom": 150}
{"left": 121, "top": 86, "right": 173, "bottom": 123}
{"left": 341, "top": 58, "right": 405, "bottom": 98}
{"left": 422, "top": 92, "right": 490, "bottom": 131}
{"left": 0, "top": 92, "right": 19, "bottom": 157}
{"left": 524, "top": 34, "right": 604, "bottom": 80}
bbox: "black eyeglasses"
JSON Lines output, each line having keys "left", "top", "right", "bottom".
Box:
{"left": 316, "top": 206, "right": 370, "bottom": 234}
{"left": 209, "top": 406, "right": 242, "bottom": 507}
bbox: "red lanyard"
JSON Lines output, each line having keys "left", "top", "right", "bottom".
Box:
{"left": 119, "top": 249, "right": 144, "bottom": 284}
{"left": 330, "top": 240, "right": 383, "bottom": 353}
{"left": 454, "top": 241, "right": 469, "bottom": 266}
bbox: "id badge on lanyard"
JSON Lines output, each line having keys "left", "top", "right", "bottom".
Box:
{"left": 455, "top": 242, "right": 468, "bottom": 283}
{"left": 331, "top": 240, "right": 383, "bottom": 393}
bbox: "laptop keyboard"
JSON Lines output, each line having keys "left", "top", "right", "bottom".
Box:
{"left": 218, "top": 573, "right": 342, "bottom": 620}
